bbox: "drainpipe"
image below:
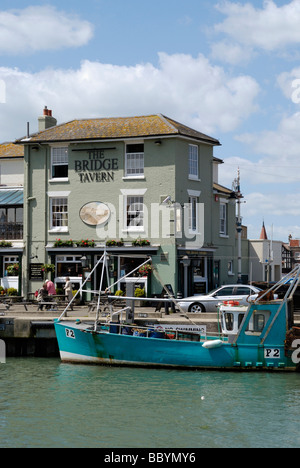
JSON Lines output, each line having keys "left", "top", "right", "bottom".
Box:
{"left": 45, "top": 146, "right": 48, "bottom": 265}
{"left": 24, "top": 144, "right": 31, "bottom": 299}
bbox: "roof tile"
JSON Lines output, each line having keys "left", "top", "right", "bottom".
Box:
{"left": 16, "top": 114, "right": 220, "bottom": 146}
{"left": 0, "top": 142, "right": 24, "bottom": 158}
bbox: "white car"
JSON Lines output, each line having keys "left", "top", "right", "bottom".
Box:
{"left": 177, "top": 284, "right": 263, "bottom": 313}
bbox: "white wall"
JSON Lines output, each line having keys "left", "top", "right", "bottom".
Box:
{"left": 0, "top": 159, "right": 24, "bottom": 186}
{"left": 249, "top": 239, "right": 282, "bottom": 282}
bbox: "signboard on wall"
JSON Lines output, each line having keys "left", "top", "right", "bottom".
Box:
{"left": 29, "top": 263, "right": 43, "bottom": 280}
{"left": 72, "top": 147, "right": 118, "bottom": 183}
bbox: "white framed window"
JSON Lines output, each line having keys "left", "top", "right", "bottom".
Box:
{"left": 188, "top": 145, "right": 199, "bottom": 179}
{"left": 228, "top": 260, "right": 234, "bottom": 275}
{"left": 125, "top": 143, "right": 144, "bottom": 177}
{"left": 51, "top": 147, "right": 68, "bottom": 179}
{"left": 220, "top": 202, "right": 228, "bottom": 236}
{"left": 50, "top": 197, "right": 68, "bottom": 231}
{"left": 126, "top": 196, "right": 144, "bottom": 230}
{"left": 187, "top": 189, "right": 201, "bottom": 234}
{"left": 3, "top": 256, "right": 19, "bottom": 277}
{"left": 56, "top": 255, "right": 83, "bottom": 277}
{"left": 189, "top": 196, "right": 199, "bottom": 232}
{"left": 120, "top": 189, "right": 147, "bottom": 232}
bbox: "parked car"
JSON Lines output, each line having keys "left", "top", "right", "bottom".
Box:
{"left": 177, "top": 284, "right": 263, "bottom": 313}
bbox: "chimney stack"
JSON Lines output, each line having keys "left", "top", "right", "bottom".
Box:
{"left": 38, "top": 106, "right": 57, "bottom": 131}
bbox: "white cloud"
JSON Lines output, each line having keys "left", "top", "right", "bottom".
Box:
{"left": 277, "top": 67, "right": 300, "bottom": 104}
{"left": 0, "top": 53, "right": 260, "bottom": 141}
{"left": 236, "top": 191, "right": 300, "bottom": 240}
{"left": 214, "top": 0, "right": 300, "bottom": 52}
{"left": 0, "top": 5, "right": 94, "bottom": 54}
{"left": 210, "top": 40, "right": 254, "bottom": 65}
{"left": 237, "top": 111, "right": 300, "bottom": 157}
{"left": 217, "top": 111, "right": 300, "bottom": 186}
{"left": 245, "top": 191, "right": 300, "bottom": 217}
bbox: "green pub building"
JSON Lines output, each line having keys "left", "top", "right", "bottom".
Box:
{"left": 16, "top": 109, "right": 238, "bottom": 300}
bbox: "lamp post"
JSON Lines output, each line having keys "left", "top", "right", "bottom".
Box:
{"left": 181, "top": 255, "right": 191, "bottom": 297}
{"left": 80, "top": 255, "right": 91, "bottom": 303}
{"left": 232, "top": 168, "right": 243, "bottom": 284}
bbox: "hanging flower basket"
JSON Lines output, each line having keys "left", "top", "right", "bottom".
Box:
{"left": 138, "top": 264, "right": 152, "bottom": 276}
{"left": 7, "top": 263, "right": 19, "bottom": 276}
{"left": 41, "top": 264, "right": 55, "bottom": 274}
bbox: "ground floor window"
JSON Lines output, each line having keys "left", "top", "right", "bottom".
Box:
{"left": 56, "top": 255, "right": 83, "bottom": 277}
{"left": 3, "top": 256, "right": 19, "bottom": 276}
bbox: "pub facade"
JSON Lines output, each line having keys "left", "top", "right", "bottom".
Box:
{"left": 16, "top": 110, "right": 238, "bottom": 299}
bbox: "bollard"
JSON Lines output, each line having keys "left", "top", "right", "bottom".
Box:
{"left": 164, "top": 295, "right": 169, "bottom": 315}
{"left": 126, "top": 283, "right": 135, "bottom": 321}
{"left": 171, "top": 294, "right": 176, "bottom": 313}
{"left": 0, "top": 339, "right": 6, "bottom": 364}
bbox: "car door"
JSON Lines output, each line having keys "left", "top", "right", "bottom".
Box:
{"left": 234, "top": 286, "right": 253, "bottom": 305}
{"left": 210, "top": 286, "right": 236, "bottom": 310}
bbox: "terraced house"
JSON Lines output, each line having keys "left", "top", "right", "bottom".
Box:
{"left": 0, "top": 142, "right": 24, "bottom": 294}
{"left": 16, "top": 109, "right": 239, "bottom": 299}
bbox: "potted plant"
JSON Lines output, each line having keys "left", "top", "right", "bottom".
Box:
{"left": 115, "top": 289, "right": 124, "bottom": 296}
{"left": 134, "top": 287, "right": 145, "bottom": 307}
{"left": 7, "top": 288, "right": 18, "bottom": 297}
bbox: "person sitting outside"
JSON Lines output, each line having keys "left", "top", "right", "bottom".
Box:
{"left": 45, "top": 279, "right": 56, "bottom": 296}
{"left": 37, "top": 283, "right": 49, "bottom": 310}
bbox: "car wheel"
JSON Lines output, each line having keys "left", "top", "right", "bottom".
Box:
{"left": 188, "top": 302, "right": 205, "bottom": 313}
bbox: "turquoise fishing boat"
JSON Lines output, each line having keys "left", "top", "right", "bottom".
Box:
{"left": 54, "top": 254, "right": 300, "bottom": 371}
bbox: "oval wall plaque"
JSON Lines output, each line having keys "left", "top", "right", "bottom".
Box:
{"left": 79, "top": 202, "right": 111, "bottom": 226}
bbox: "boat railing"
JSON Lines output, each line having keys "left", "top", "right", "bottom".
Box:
{"left": 95, "top": 321, "right": 224, "bottom": 342}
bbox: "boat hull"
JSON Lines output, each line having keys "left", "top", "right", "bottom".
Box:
{"left": 54, "top": 321, "right": 297, "bottom": 371}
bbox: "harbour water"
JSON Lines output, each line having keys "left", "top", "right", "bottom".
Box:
{"left": 1, "top": 358, "right": 300, "bottom": 448}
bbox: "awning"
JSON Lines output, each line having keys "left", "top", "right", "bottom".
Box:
{"left": 0, "top": 189, "right": 23, "bottom": 205}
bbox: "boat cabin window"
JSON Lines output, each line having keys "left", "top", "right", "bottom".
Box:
{"left": 224, "top": 313, "right": 234, "bottom": 331}
{"left": 246, "top": 310, "right": 271, "bottom": 335}
{"left": 223, "top": 312, "right": 245, "bottom": 333}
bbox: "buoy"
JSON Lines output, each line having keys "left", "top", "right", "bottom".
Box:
{"left": 202, "top": 339, "right": 223, "bottom": 349}
{"left": 223, "top": 300, "right": 239, "bottom": 306}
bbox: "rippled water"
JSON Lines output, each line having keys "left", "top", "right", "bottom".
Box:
{"left": 1, "top": 358, "right": 300, "bottom": 448}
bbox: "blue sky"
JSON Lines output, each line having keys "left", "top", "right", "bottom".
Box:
{"left": 1, "top": 0, "right": 300, "bottom": 241}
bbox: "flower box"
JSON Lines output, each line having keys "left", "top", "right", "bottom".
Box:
{"left": 132, "top": 238, "right": 150, "bottom": 247}
{"left": 106, "top": 239, "right": 124, "bottom": 247}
